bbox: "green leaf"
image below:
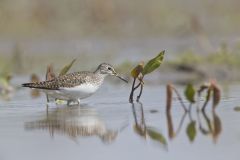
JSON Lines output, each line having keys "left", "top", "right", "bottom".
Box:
{"left": 186, "top": 121, "right": 196, "bottom": 142}
{"left": 59, "top": 59, "right": 76, "bottom": 76}
{"left": 142, "top": 50, "right": 165, "bottom": 75}
{"left": 184, "top": 84, "right": 195, "bottom": 103}
{"left": 146, "top": 127, "right": 167, "bottom": 146}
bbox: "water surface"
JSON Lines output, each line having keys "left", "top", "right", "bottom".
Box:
{"left": 0, "top": 85, "right": 240, "bottom": 160}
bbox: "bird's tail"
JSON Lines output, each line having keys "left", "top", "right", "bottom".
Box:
{"left": 22, "top": 80, "right": 58, "bottom": 90}
{"left": 22, "top": 82, "right": 41, "bottom": 89}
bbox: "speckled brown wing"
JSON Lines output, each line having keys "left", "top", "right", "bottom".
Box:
{"left": 56, "top": 71, "right": 92, "bottom": 88}
{"left": 22, "top": 71, "right": 92, "bottom": 90}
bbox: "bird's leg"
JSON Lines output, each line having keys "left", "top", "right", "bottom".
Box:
{"left": 67, "top": 100, "right": 71, "bottom": 106}
{"left": 77, "top": 99, "right": 81, "bottom": 105}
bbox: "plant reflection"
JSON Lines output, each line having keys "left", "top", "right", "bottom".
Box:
{"left": 166, "top": 111, "right": 187, "bottom": 139}
{"left": 164, "top": 81, "right": 222, "bottom": 144}
{"left": 24, "top": 101, "right": 222, "bottom": 146}
{"left": 197, "top": 110, "right": 222, "bottom": 143}
{"left": 166, "top": 109, "right": 221, "bottom": 143}
{"left": 24, "top": 104, "right": 119, "bottom": 143}
{"left": 132, "top": 102, "right": 168, "bottom": 148}
{"left": 131, "top": 101, "right": 222, "bottom": 147}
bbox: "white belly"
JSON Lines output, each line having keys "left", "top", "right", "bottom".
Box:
{"left": 43, "top": 83, "right": 100, "bottom": 101}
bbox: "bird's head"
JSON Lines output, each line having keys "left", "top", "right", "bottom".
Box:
{"left": 96, "top": 63, "right": 128, "bottom": 83}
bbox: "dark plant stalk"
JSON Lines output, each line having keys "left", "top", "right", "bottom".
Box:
{"left": 201, "top": 99, "right": 209, "bottom": 111}
{"left": 166, "top": 84, "right": 173, "bottom": 112}
{"left": 129, "top": 78, "right": 136, "bottom": 102}
{"left": 137, "top": 83, "right": 143, "bottom": 102}
{"left": 134, "top": 81, "right": 141, "bottom": 90}
{"left": 201, "top": 87, "right": 212, "bottom": 111}
{"left": 129, "top": 76, "right": 144, "bottom": 102}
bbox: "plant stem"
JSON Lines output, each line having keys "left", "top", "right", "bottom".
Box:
{"left": 134, "top": 82, "right": 141, "bottom": 90}
{"left": 137, "top": 83, "right": 143, "bottom": 102}
{"left": 129, "top": 76, "right": 144, "bottom": 102}
{"left": 201, "top": 88, "right": 212, "bottom": 111}
{"left": 129, "top": 78, "right": 136, "bottom": 103}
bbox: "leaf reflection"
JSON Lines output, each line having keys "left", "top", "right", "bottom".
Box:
{"left": 166, "top": 107, "right": 222, "bottom": 144}
{"left": 186, "top": 121, "right": 197, "bottom": 142}
{"left": 131, "top": 102, "right": 168, "bottom": 148}
{"left": 146, "top": 127, "right": 167, "bottom": 146}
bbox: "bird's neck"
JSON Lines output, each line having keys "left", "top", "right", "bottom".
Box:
{"left": 94, "top": 69, "right": 107, "bottom": 77}
{"left": 93, "top": 70, "right": 108, "bottom": 84}
{"left": 94, "top": 68, "right": 101, "bottom": 74}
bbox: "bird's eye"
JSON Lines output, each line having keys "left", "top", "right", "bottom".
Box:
{"left": 108, "top": 67, "right": 112, "bottom": 70}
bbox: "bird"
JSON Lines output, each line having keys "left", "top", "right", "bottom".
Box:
{"left": 22, "top": 63, "right": 128, "bottom": 105}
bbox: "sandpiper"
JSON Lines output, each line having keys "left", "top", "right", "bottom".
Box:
{"left": 22, "top": 63, "right": 128, "bottom": 105}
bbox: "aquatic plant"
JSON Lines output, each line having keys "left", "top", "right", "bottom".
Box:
{"left": 29, "top": 59, "right": 77, "bottom": 103}
{"left": 58, "top": 59, "right": 77, "bottom": 76}
{"left": 166, "top": 80, "right": 221, "bottom": 112}
{"left": 0, "top": 74, "right": 14, "bottom": 100}
{"left": 132, "top": 102, "right": 167, "bottom": 148}
{"left": 165, "top": 80, "right": 222, "bottom": 143}
{"left": 129, "top": 50, "right": 165, "bottom": 102}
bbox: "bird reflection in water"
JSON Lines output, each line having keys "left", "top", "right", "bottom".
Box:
{"left": 24, "top": 104, "right": 119, "bottom": 143}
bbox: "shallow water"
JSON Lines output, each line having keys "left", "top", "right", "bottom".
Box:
{"left": 0, "top": 84, "right": 240, "bottom": 160}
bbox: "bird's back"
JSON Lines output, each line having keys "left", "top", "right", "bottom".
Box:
{"left": 22, "top": 71, "right": 99, "bottom": 90}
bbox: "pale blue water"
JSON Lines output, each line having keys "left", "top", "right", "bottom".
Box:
{"left": 0, "top": 84, "right": 240, "bottom": 160}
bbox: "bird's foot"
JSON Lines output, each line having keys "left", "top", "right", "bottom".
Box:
{"left": 67, "top": 99, "right": 80, "bottom": 106}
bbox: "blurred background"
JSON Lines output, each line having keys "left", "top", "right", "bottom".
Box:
{"left": 1, "top": 2, "right": 240, "bottom": 160}
{"left": 0, "top": 0, "right": 240, "bottom": 83}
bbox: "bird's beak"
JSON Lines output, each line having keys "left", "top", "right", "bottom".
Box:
{"left": 114, "top": 73, "right": 128, "bottom": 83}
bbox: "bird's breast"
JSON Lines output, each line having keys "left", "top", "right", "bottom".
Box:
{"left": 63, "top": 83, "right": 99, "bottom": 94}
